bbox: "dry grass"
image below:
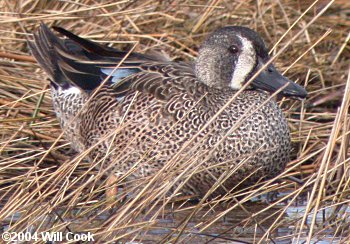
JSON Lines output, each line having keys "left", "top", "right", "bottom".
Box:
{"left": 0, "top": 0, "right": 349, "bottom": 243}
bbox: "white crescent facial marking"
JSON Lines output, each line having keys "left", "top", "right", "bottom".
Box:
{"left": 230, "top": 36, "right": 256, "bottom": 89}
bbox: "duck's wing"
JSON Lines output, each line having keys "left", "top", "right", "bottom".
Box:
{"left": 29, "top": 24, "right": 205, "bottom": 109}
{"left": 28, "top": 23, "right": 172, "bottom": 93}
{"left": 100, "top": 61, "right": 199, "bottom": 101}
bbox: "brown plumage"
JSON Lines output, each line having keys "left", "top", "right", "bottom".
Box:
{"left": 29, "top": 24, "right": 307, "bottom": 197}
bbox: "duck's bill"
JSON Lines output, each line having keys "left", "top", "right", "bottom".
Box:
{"left": 252, "top": 65, "right": 307, "bottom": 99}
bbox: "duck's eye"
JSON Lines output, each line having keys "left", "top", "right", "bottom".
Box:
{"left": 228, "top": 45, "right": 239, "bottom": 54}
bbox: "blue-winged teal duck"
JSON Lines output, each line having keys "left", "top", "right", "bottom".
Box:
{"left": 29, "top": 24, "right": 307, "bottom": 197}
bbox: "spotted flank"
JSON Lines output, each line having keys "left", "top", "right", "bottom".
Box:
{"left": 29, "top": 24, "right": 307, "bottom": 197}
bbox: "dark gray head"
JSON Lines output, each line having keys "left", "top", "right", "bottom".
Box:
{"left": 195, "top": 26, "right": 307, "bottom": 98}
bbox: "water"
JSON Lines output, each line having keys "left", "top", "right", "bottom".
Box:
{"left": 2, "top": 195, "right": 349, "bottom": 243}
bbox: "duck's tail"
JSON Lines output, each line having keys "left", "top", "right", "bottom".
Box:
{"left": 28, "top": 23, "right": 158, "bottom": 92}
{"left": 28, "top": 23, "right": 69, "bottom": 88}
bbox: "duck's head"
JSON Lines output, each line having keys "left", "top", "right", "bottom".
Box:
{"left": 195, "top": 26, "right": 307, "bottom": 99}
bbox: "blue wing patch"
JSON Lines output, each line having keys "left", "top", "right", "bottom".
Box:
{"left": 101, "top": 68, "right": 139, "bottom": 102}
{"left": 101, "top": 68, "right": 138, "bottom": 85}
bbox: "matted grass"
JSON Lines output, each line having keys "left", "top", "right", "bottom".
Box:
{"left": 0, "top": 0, "right": 349, "bottom": 242}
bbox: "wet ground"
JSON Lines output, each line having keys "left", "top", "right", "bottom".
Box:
{"left": 111, "top": 201, "right": 346, "bottom": 243}
{"left": 2, "top": 192, "right": 349, "bottom": 243}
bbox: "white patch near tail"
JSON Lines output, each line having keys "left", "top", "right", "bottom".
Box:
{"left": 64, "top": 86, "right": 82, "bottom": 95}
{"left": 230, "top": 36, "right": 256, "bottom": 89}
